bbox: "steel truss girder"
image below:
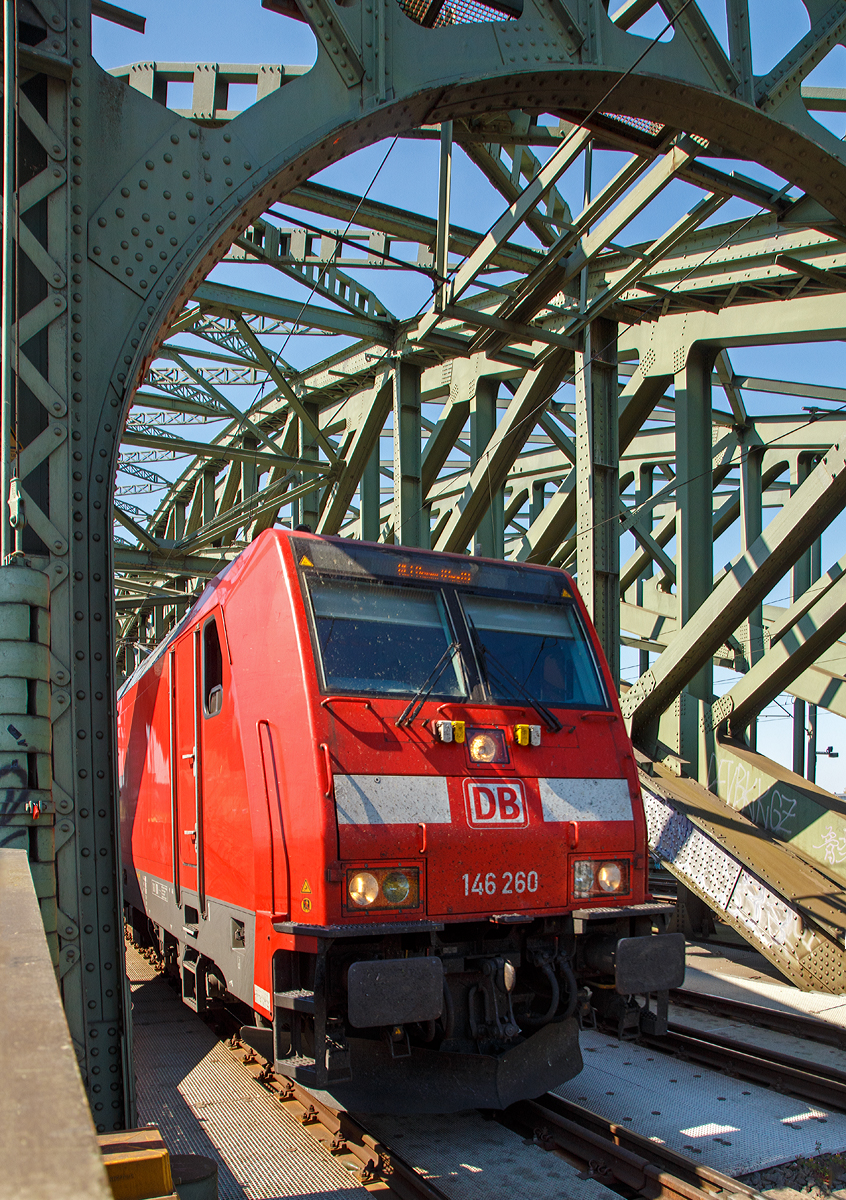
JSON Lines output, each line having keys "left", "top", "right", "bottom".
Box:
{"left": 11, "top": 0, "right": 846, "bottom": 1132}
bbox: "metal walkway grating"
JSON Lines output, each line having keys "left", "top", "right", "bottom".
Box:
{"left": 127, "top": 947, "right": 366, "bottom": 1200}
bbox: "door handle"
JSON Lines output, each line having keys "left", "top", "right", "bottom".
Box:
{"left": 319, "top": 743, "right": 333, "bottom": 798}
{"left": 183, "top": 829, "right": 197, "bottom": 840}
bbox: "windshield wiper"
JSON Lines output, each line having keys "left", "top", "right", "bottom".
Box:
{"left": 466, "top": 616, "right": 562, "bottom": 733}
{"left": 396, "top": 640, "right": 461, "bottom": 729}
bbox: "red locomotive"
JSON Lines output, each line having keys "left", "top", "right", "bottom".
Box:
{"left": 119, "top": 530, "right": 683, "bottom": 1110}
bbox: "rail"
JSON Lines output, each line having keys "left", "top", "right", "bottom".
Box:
{"left": 0, "top": 849, "right": 112, "bottom": 1200}
{"left": 671, "top": 989, "right": 846, "bottom": 1048}
{"left": 232, "top": 1039, "right": 452, "bottom": 1200}
{"left": 500, "top": 1093, "right": 766, "bottom": 1200}
{"left": 228, "top": 1028, "right": 760, "bottom": 1200}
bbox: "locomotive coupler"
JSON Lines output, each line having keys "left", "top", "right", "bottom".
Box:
{"left": 468, "top": 957, "right": 520, "bottom": 1043}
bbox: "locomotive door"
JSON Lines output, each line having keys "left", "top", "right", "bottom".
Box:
{"left": 172, "top": 630, "right": 204, "bottom": 909}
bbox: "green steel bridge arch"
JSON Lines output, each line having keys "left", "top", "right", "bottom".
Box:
{"left": 7, "top": 0, "right": 846, "bottom": 1129}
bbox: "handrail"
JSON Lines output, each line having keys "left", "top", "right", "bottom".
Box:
{"left": 0, "top": 849, "right": 112, "bottom": 1198}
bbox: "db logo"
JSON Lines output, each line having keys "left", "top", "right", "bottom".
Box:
{"left": 464, "top": 780, "right": 528, "bottom": 828}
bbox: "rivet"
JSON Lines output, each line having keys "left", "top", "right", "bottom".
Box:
{"left": 116, "top": 208, "right": 125, "bottom": 217}
{"left": 171, "top": 134, "right": 179, "bottom": 144}
{"left": 164, "top": 153, "right": 172, "bottom": 163}
{"left": 139, "top": 179, "right": 148, "bottom": 189}
{"left": 145, "top": 160, "right": 154, "bottom": 170}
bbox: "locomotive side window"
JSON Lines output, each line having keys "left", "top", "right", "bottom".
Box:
{"left": 203, "top": 618, "right": 224, "bottom": 716}
{"left": 460, "top": 595, "right": 608, "bottom": 710}
{"left": 308, "top": 578, "right": 467, "bottom": 698}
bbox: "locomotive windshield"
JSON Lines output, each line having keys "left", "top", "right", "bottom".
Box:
{"left": 461, "top": 595, "right": 606, "bottom": 709}
{"left": 310, "top": 578, "right": 467, "bottom": 698}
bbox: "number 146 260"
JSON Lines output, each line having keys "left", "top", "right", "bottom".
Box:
{"left": 462, "top": 870, "right": 539, "bottom": 896}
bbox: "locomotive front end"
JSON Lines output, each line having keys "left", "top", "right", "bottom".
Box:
{"left": 266, "top": 535, "right": 684, "bottom": 1112}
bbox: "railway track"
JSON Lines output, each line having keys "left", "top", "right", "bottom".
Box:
{"left": 498, "top": 1093, "right": 766, "bottom": 1200}
{"left": 227, "top": 1031, "right": 762, "bottom": 1200}
{"left": 132, "top": 946, "right": 798, "bottom": 1200}
{"left": 227, "top": 1037, "right": 453, "bottom": 1200}
{"left": 671, "top": 989, "right": 846, "bottom": 1049}
{"left": 636, "top": 989, "right": 846, "bottom": 1112}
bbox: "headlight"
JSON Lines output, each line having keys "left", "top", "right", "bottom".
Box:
{"left": 573, "top": 859, "right": 630, "bottom": 899}
{"left": 573, "top": 861, "right": 595, "bottom": 897}
{"left": 597, "top": 862, "right": 624, "bottom": 893}
{"left": 344, "top": 866, "right": 420, "bottom": 911}
{"left": 382, "top": 871, "right": 410, "bottom": 904}
{"left": 466, "top": 727, "right": 508, "bottom": 764}
{"left": 348, "top": 871, "right": 379, "bottom": 907}
{"left": 469, "top": 733, "right": 497, "bottom": 762}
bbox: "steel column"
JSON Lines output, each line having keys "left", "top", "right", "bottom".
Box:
{"left": 471, "top": 375, "right": 503, "bottom": 558}
{"left": 739, "top": 435, "right": 763, "bottom": 748}
{"left": 675, "top": 344, "right": 716, "bottom": 706}
{"left": 392, "top": 361, "right": 425, "bottom": 547}
{"left": 575, "top": 318, "right": 619, "bottom": 685}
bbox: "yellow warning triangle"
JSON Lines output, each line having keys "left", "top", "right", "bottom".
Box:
{"left": 301, "top": 879, "right": 312, "bottom": 894}
{"left": 561, "top": 587, "right": 571, "bottom": 597}
{"left": 299, "top": 555, "right": 313, "bottom": 567}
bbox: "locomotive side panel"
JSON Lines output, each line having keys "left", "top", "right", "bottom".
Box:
{"left": 119, "top": 655, "right": 172, "bottom": 914}
{"left": 193, "top": 609, "right": 255, "bottom": 910}
{"left": 219, "top": 534, "right": 333, "bottom": 928}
